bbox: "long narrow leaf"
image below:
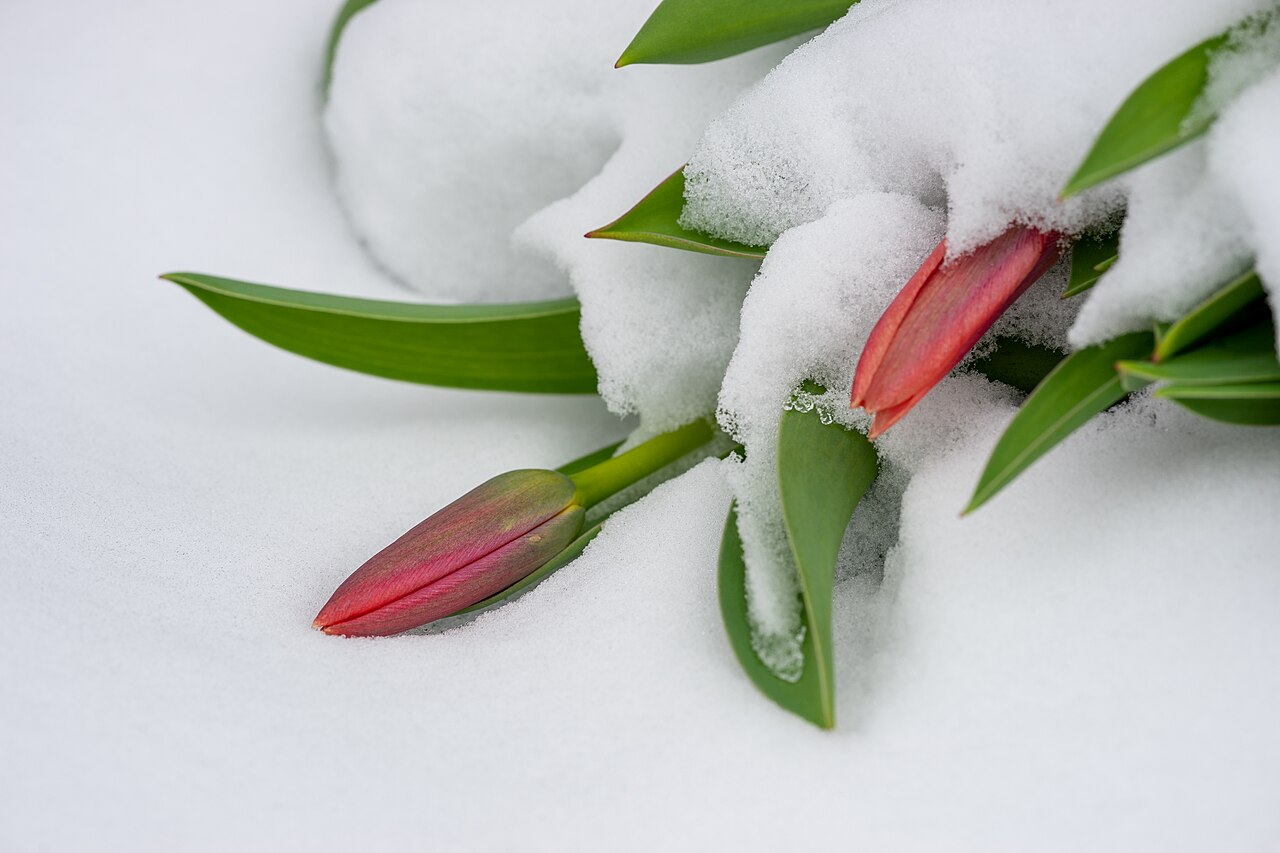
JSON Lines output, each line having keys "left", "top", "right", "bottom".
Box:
{"left": 616, "top": 0, "right": 856, "bottom": 67}
{"left": 968, "top": 338, "right": 1065, "bottom": 396}
{"left": 965, "top": 332, "right": 1154, "bottom": 513}
{"left": 162, "top": 272, "right": 597, "bottom": 394}
{"left": 1061, "top": 30, "right": 1229, "bottom": 196}
{"left": 1154, "top": 269, "right": 1266, "bottom": 360}
{"left": 1157, "top": 382, "right": 1280, "bottom": 425}
{"left": 1119, "top": 321, "right": 1280, "bottom": 386}
{"left": 586, "top": 169, "right": 767, "bottom": 259}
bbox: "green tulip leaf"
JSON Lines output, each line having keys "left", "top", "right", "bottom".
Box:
{"left": 1154, "top": 269, "right": 1266, "bottom": 360}
{"left": 616, "top": 0, "right": 856, "bottom": 67}
{"left": 966, "top": 332, "right": 1155, "bottom": 514}
{"left": 586, "top": 169, "right": 767, "bottom": 259}
{"left": 1063, "top": 231, "right": 1120, "bottom": 298}
{"left": 719, "top": 388, "right": 878, "bottom": 729}
{"left": 968, "top": 337, "right": 1066, "bottom": 396}
{"left": 1157, "top": 382, "right": 1280, "bottom": 425}
{"left": 1062, "top": 10, "right": 1279, "bottom": 197}
{"left": 556, "top": 441, "right": 625, "bottom": 476}
{"left": 323, "top": 0, "right": 381, "bottom": 93}
{"left": 162, "top": 272, "right": 598, "bottom": 394}
{"left": 1119, "top": 321, "right": 1280, "bottom": 386}
{"left": 1061, "top": 30, "right": 1228, "bottom": 196}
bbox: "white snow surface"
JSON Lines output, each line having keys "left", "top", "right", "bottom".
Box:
{"left": 4, "top": 1, "right": 1280, "bottom": 850}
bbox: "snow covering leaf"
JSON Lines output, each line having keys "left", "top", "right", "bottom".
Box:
{"left": 1119, "top": 321, "right": 1280, "bottom": 386}
{"left": 616, "top": 0, "right": 856, "bottom": 66}
{"left": 162, "top": 272, "right": 597, "bottom": 394}
{"left": 1154, "top": 269, "right": 1266, "bottom": 360}
{"left": 1156, "top": 382, "right": 1280, "bottom": 425}
{"left": 719, "top": 392, "right": 877, "bottom": 729}
{"left": 323, "top": 0, "right": 381, "bottom": 93}
{"left": 586, "top": 169, "right": 767, "bottom": 259}
{"left": 1061, "top": 29, "right": 1229, "bottom": 196}
{"left": 966, "top": 332, "right": 1155, "bottom": 514}
{"left": 1064, "top": 231, "right": 1120, "bottom": 298}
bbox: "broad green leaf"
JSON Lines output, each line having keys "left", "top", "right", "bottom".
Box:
{"left": 1063, "top": 231, "right": 1120, "bottom": 298}
{"left": 718, "top": 390, "right": 877, "bottom": 729}
{"left": 586, "top": 169, "right": 767, "bottom": 259}
{"left": 1061, "top": 30, "right": 1228, "bottom": 196}
{"left": 966, "top": 332, "right": 1154, "bottom": 514}
{"left": 162, "top": 272, "right": 597, "bottom": 394}
{"left": 1157, "top": 382, "right": 1280, "bottom": 425}
{"left": 968, "top": 337, "right": 1066, "bottom": 396}
{"left": 323, "top": 0, "right": 381, "bottom": 93}
{"left": 1118, "top": 321, "right": 1280, "bottom": 386}
{"left": 616, "top": 0, "right": 856, "bottom": 67}
{"left": 453, "top": 523, "right": 604, "bottom": 618}
{"left": 1154, "top": 269, "right": 1266, "bottom": 360}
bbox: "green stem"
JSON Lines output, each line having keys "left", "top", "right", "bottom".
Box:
{"left": 570, "top": 418, "right": 715, "bottom": 509}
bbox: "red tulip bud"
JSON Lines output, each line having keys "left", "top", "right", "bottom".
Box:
{"left": 851, "top": 226, "right": 1062, "bottom": 437}
{"left": 314, "top": 470, "right": 583, "bottom": 636}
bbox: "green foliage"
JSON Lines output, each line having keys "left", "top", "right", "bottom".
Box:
{"left": 965, "top": 332, "right": 1155, "bottom": 513}
{"left": 616, "top": 0, "right": 856, "bottom": 66}
{"left": 718, "top": 388, "right": 877, "bottom": 728}
{"left": 161, "top": 272, "right": 597, "bottom": 394}
{"left": 586, "top": 169, "right": 767, "bottom": 259}
{"left": 1156, "top": 382, "right": 1280, "bottom": 425}
{"left": 968, "top": 338, "right": 1065, "bottom": 396}
{"left": 1064, "top": 231, "right": 1120, "bottom": 298}
{"left": 1061, "top": 30, "right": 1228, "bottom": 195}
{"left": 1119, "top": 321, "right": 1280, "bottom": 386}
{"left": 1154, "top": 269, "right": 1266, "bottom": 360}
{"left": 323, "top": 0, "right": 381, "bottom": 93}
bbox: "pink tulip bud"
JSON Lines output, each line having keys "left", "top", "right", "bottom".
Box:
{"left": 313, "top": 470, "right": 584, "bottom": 636}
{"left": 851, "top": 226, "right": 1062, "bottom": 437}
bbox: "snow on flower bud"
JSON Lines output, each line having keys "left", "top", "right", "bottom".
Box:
{"left": 313, "top": 469, "right": 583, "bottom": 636}
{"left": 851, "top": 226, "right": 1062, "bottom": 437}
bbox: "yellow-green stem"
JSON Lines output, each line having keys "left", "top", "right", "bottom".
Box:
{"left": 570, "top": 418, "right": 715, "bottom": 509}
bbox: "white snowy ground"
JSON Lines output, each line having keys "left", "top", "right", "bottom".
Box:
{"left": 3, "top": 2, "right": 1280, "bottom": 851}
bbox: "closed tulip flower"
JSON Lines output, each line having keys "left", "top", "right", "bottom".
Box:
{"left": 851, "top": 226, "right": 1062, "bottom": 437}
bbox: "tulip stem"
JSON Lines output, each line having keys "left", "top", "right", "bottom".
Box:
{"left": 570, "top": 418, "right": 716, "bottom": 509}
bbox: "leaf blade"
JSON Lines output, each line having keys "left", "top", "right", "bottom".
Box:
{"left": 162, "top": 272, "right": 598, "bottom": 394}
{"left": 1157, "top": 382, "right": 1280, "bottom": 425}
{"left": 1119, "top": 321, "right": 1280, "bottom": 386}
{"left": 966, "top": 332, "right": 1154, "bottom": 513}
{"left": 1063, "top": 231, "right": 1120, "bottom": 298}
{"left": 616, "top": 0, "right": 856, "bottom": 67}
{"left": 323, "top": 0, "right": 382, "bottom": 93}
{"left": 586, "top": 169, "right": 767, "bottom": 259}
{"left": 1154, "top": 269, "right": 1266, "bottom": 360}
{"left": 1061, "top": 31, "right": 1228, "bottom": 196}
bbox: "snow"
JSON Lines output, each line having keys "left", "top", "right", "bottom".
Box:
{"left": 4, "top": 0, "right": 1280, "bottom": 850}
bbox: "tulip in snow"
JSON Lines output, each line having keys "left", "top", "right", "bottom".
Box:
{"left": 313, "top": 418, "right": 715, "bottom": 637}
{"left": 851, "top": 226, "right": 1062, "bottom": 437}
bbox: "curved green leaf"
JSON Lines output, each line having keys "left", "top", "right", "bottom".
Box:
{"left": 162, "top": 272, "right": 597, "bottom": 394}
{"left": 719, "top": 391, "right": 877, "bottom": 729}
{"left": 1119, "top": 321, "right": 1280, "bottom": 386}
{"left": 1061, "top": 30, "right": 1228, "bottom": 196}
{"left": 586, "top": 169, "right": 767, "bottom": 259}
{"left": 1064, "top": 231, "right": 1120, "bottom": 298}
{"left": 616, "top": 0, "right": 855, "bottom": 67}
{"left": 323, "top": 0, "right": 382, "bottom": 93}
{"left": 966, "top": 332, "right": 1154, "bottom": 514}
{"left": 1157, "top": 382, "right": 1280, "bottom": 425}
{"left": 1154, "top": 269, "right": 1266, "bottom": 360}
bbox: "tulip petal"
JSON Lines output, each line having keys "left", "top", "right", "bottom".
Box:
{"left": 854, "top": 227, "right": 1061, "bottom": 430}
{"left": 320, "top": 506, "right": 585, "bottom": 636}
{"left": 313, "top": 469, "right": 576, "bottom": 630}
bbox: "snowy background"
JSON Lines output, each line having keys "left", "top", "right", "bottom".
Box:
{"left": 3, "top": 1, "right": 1280, "bottom": 850}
